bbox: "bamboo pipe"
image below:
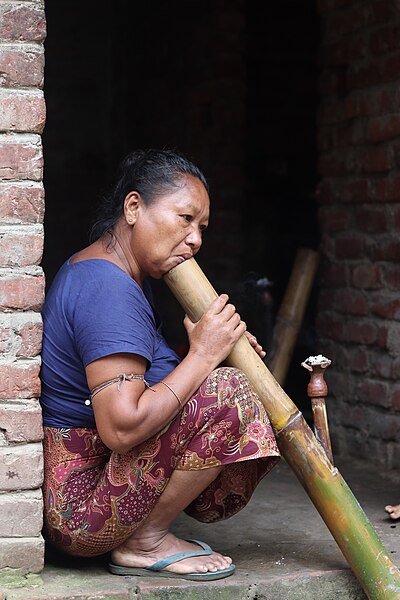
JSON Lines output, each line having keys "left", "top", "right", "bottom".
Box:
{"left": 302, "top": 355, "right": 334, "bottom": 465}
{"left": 267, "top": 247, "right": 320, "bottom": 386}
{"left": 164, "top": 257, "right": 400, "bottom": 600}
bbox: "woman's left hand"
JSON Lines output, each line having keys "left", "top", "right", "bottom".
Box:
{"left": 245, "top": 332, "right": 266, "bottom": 359}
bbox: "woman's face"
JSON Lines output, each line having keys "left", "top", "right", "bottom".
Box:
{"left": 127, "top": 175, "right": 210, "bottom": 279}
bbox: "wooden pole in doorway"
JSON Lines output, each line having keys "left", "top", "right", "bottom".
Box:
{"left": 267, "top": 247, "right": 320, "bottom": 386}
{"left": 164, "top": 257, "right": 400, "bottom": 600}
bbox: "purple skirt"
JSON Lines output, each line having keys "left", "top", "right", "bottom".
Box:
{"left": 43, "top": 367, "right": 280, "bottom": 557}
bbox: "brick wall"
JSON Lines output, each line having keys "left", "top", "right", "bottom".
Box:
{"left": 0, "top": 0, "right": 46, "bottom": 575}
{"left": 316, "top": 0, "right": 400, "bottom": 467}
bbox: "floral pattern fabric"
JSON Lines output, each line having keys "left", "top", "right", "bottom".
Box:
{"left": 43, "top": 367, "right": 280, "bottom": 557}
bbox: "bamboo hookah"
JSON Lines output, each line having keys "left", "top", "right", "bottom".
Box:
{"left": 164, "top": 257, "right": 400, "bottom": 600}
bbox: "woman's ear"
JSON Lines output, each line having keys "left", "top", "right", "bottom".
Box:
{"left": 124, "top": 191, "right": 140, "bottom": 225}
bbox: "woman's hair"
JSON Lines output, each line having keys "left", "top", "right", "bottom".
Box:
{"left": 89, "top": 148, "right": 209, "bottom": 242}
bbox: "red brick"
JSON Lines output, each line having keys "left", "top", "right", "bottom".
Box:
{"left": 343, "top": 320, "right": 378, "bottom": 345}
{"left": 370, "top": 353, "right": 394, "bottom": 379}
{"left": 317, "top": 151, "right": 349, "bottom": 177}
{"left": 320, "top": 233, "right": 335, "bottom": 261}
{"left": 357, "top": 378, "right": 390, "bottom": 408}
{"left": 381, "top": 53, "right": 400, "bottom": 85}
{"left": 368, "top": 236, "right": 400, "bottom": 261}
{"left": 0, "top": 361, "right": 40, "bottom": 399}
{"left": 0, "top": 182, "right": 44, "bottom": 223}
{"left": 0, "top": 402, "right": 43, "bottom": 443}
{"left": 347, "top": 347, "right": 369, "bottom": 373}
{"left": 352, "top": 264, "right": 383, "bottom": 289}
{"left": 0, "top": 46, "right": 44, "bottom": 88}
{"left": 17, "top": 320, "right": 43, "bottom": 358}
{"left": 318, "top": 205, "right": 350, "bottom": 232}
{"left": 0, "top": 270, "right": 44, "bottom": 310}
{"left": 369, "top": 412, "right": 399, "bottom": 440}
{"left": 337, "top": 121, "right": 365, "bottom": 147}
{"left": 392, "top": 387, "right": 400, "bottom": 411}
{"left": 336, "top": 402, "right": 365, "bottom": 428}
{"left": 366, "top": 114, "right": 400, "bottom": 143}
{"left": 0, "top": 490, "right": 42, "bottom": 537}
{"left": 325, "top": 5, "right": 368, "bottom": 38}
{"left": 0, "top": 443, "right": 43, "bottom": 490}
{"left": 376, "top": 325, "right": 389, "bottom": 350}
{"left": 387, "top": 323, "right": 400, "bottom": 356}
{"left": 320, "top": 262, "right": 348, "bottom": 287}
{"left": 354, "top": 206, "right": 387, "bottom": 233}
{"left": 345, "top": 93, "right": 360, "bottom": 119}
{"left": 0, "top": 90, "right": 45, "bottom": 133}
{"left": 316, "top": 312, "right": 345, "bottom": 342}
{"left": 0, "top": 4, "right": 46, "bottom": 42}
{"left": 392, "top": 358, "right": 400, "bottom": 379}
{"left": 318, "top": 289, "right": 336, "bottom": 311}
{"left": 0, "top": 227, "right": 43, "bottom": 267}
{"left": 333, "top": 288, "right": 369, "bottom": 315}
{"left": 372, "top": 175, "right": 400, "bottom": 203}
{"left": 393, "top": 205, "right": 400, "bottom": 229}
{"left": 0, "top": 135, "right": 43, "bottom": 181}
{"left": 371, "top": 295, "right": 400, "bottom": 319}
{"left": 381, "top": 264, "right": 400, "bottom": 290}
{"left": 317, "top": 99, "right": 346, "bottom": 125}
{"left": 344, "top": 178, "right": 370, "bottom": 204}
{"left": 0, "top": 537, "right": 44, "bottom": 572}
{"left": 350, "top": 87, "right": 395, "bottom": 118}
{"left": 335, "top": 235, "right": 365, "bottom": 259}
{"left": 325, "top": 370, "right": 355, "bottom": 401}
{"left": 369, "top": 0, "right": 400, "bottom": 25}
{"left": 370, "top": 26, "right": 400, "bottom": 55}
{"left": 347, "top": 60, "right": 380, "bottom": 91}
{"left": 355, "top": 145, "right": 393, "bottom": 174}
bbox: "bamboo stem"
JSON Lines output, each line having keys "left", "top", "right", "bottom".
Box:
{"left": 164, "top": 257, "right": 400, "bottom": 600}
{"left": 267, "top": 247, "right": 320, "bottom": 385}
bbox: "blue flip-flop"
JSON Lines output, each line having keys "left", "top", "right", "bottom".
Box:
{"left": 108, "top": 538, "right": 236, "bottom": 581}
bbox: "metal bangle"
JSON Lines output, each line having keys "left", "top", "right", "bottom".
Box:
{"left": 160, "top": 381, "right": 183, "bottom": 408}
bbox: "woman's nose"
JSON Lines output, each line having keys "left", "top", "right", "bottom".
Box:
{"left": 186, "top": 227, "right": 202, "bottom": 249}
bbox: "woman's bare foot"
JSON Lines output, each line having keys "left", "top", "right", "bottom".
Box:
{"left": 111, "top": 531, "right": 232, "bottom": 575}
{"left": 385, "top": 504, "right": 400, "bottom": 520}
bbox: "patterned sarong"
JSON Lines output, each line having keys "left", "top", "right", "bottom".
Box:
{"left": 43, "top": 367, "right": 280, "bottom": 556}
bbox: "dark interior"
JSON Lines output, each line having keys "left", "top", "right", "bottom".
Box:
{"left": 42, "top": 1, "right": 320, "bottom": 418}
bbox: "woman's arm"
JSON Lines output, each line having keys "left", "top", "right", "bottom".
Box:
{"left": 87, "top": 293, "right": 246, "bottom": 453}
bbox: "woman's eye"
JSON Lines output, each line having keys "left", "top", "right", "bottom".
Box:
{"left": 181, "top": 214, "right": 192, "bottom": 223}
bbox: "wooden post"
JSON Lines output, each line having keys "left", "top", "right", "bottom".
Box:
{"left": 267, "top": 247, "right": 320, "bottom": 386}
{"left": 164, "top": 257, "right": 400, "bottom": 600}
{"left": 302, "top": 355, "right": 334, "bottom": 465}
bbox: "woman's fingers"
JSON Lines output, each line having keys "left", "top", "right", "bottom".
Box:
{"left": 245, "top": 331, "right": 266, "bottom": 358}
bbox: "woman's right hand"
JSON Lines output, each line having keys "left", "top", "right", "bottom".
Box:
{"left": 184, "top": 294, "right": 246, "bottom": 366}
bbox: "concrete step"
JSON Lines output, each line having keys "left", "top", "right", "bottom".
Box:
{"left": 2, "top": 457, "right": 400, "bottom": 599}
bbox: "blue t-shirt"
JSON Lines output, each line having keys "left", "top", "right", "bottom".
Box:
{"left": 40, "top": 259, "right": 181, "bottom": 428}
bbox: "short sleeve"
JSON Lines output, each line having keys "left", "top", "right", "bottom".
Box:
{"left": 71, "top": 264, "right": 157, "bottom": 367}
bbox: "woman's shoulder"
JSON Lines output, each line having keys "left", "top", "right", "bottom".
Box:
{"left": 46, "top": 259, "right": 147, "bottom": 313}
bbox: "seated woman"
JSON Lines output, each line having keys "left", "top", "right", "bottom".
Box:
{"left": 40, "top": 148, "right": 280, "bottom": 581}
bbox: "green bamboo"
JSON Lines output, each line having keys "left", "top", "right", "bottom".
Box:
{"left": 164, "top": 257, "right": 400, "bottom": 600}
